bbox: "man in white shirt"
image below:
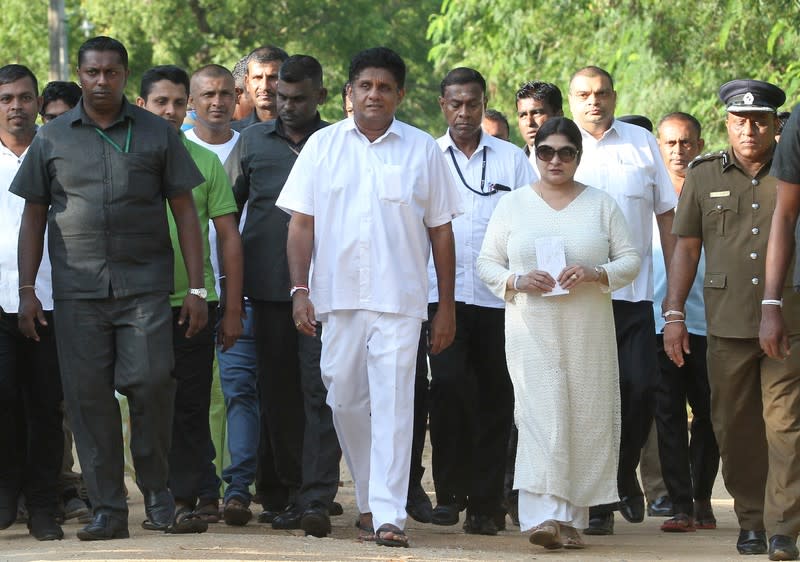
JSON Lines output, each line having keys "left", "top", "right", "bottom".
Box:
{"left": 568, "top": 66, "right": 677, "bottom": 535}
{"left": 277, "top": 47, "right": 462, "bottom": 548}
{"left": 0, "top": 64, "right": 63, "bottom": 541}
{"left": 427, "top": 67, "right": 535, "bottom": 535}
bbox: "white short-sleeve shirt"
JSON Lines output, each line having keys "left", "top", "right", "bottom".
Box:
{"left": 574, "top": 119, "right": 676, "bottom": 302}
{"left": 1, "top": 141, "right": 53, "bottom": 313}
{"left": 276, "top": 118, "right": 464, "bottom": 320}
{"left": 428, "top": 131, "right": 536, "bottom": 308}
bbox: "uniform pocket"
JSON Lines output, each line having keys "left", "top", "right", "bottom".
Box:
{"left": 704, "top": 272, "right": 727, "bottom": 289}
{"left": 701, "top": 195, "right": 738, "bottom": 236}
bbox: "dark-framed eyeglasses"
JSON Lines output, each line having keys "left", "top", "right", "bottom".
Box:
{"left": 535, "top": 145, "right": 580, "bottom": 163}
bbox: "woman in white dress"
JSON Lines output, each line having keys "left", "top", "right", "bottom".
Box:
{"left": 476, "top": 117, "right": 640, "bottom": 549}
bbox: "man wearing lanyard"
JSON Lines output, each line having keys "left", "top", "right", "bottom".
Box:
{"left": 427, "top": 67, "right": 535, "bottom": 534}
{"left": 12, "top": 36, "right": 207, "bottom": 541}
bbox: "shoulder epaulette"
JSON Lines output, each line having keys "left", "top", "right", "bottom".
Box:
{"left": 688, "top": 150, "right": 726, "bottom": 169}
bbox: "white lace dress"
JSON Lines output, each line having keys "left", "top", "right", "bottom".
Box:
{"left": 477, "top": 185, "right": 640, "bottom": 530}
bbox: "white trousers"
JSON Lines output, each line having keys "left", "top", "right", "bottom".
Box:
{"left": 320, "top": 310, "right": 421, "bottom": 530}
{"left": 518, "top": 491, "right": 589, "bottom": 532}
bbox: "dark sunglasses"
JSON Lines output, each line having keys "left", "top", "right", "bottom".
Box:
{"left": 535, "top": 145, "right": 580, "bottom": 163}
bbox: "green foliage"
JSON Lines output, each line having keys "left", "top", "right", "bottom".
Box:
{"left": 429, "top": 0, "right": 800, "bottom": 148}
{"left": 3, "top": 1, "right": 799, "bottom": 145}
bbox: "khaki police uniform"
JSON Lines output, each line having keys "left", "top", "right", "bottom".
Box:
{"left": 673, "top": 148, "right": 800, "bottom": 536}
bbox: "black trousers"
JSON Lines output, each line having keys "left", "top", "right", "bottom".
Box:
{"left": 593, "top": 300, "right": 657, "bottom": 517}
{"left": 252, "top": 300, "right": 339, "bottom": 510}
{"left": 655, "top": 334, "right": 719, "bottom": 515}
{"left": 0, "top": 309, "right": 63, "bottom": 512}
{"left": 54, "top": 294, "right": 175, "bottom": 518}
{"left": 428, "top": 302, "right": 513, "bottom": 516}
{"left": 168, "top": 304, "right": 220, "bottom": 505}
{"left": 408, "top": 324, "right": 431, "bottom": 490}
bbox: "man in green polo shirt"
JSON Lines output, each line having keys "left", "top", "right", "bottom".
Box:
{"left": 137, "top": 65, "right": 243, "bottom": 533}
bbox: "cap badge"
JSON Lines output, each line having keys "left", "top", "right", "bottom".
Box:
{"left": 743, "top": 92, "right": 754, "bottom": 105}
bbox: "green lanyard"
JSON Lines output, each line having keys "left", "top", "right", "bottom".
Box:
{"left": 95, "top": 120, "right": 132, "bottom": 153}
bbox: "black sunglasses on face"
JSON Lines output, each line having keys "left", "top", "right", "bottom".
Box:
{"left": 535, "top": 145, "right": 580, "bottom": 163}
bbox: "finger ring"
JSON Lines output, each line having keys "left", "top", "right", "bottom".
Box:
{"left": 295, "top": 321, "right": 302, "bottom": 328}
{"left": 571, "top": 274, "right": 578, "bottom": 280}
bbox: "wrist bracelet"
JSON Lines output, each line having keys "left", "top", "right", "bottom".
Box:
{"left": 663, "top": 319, "right": 685, "bottom": 325}
{"left": 662, "top": 309, "right": 685, "bottom": 319}
{"left": 18, "top": 285, "right": 35, "bottom": 292}
{"left": 761, "top": 299, "right": 783, "bottom": 307}
{"left": 290, "top": 285, "right": 309, "bottom": 297}
{"left": 513, "top": 275, "right": 521, "bottom": 291}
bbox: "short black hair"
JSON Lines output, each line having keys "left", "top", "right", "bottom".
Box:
{"left": 41, "top": 81, "right": 81, "bottom": 114}
{"left": 0, "top": 64, "right": 38, "bottom": 95}
{"left": 570, "top": 66, "right": 614, "bottom": 91}
{"left": 279, "top": 55, "right": 323, "bottom": 88}
{"left": 246, "top": 45, "right": 289, "bottom": 72}
{"left": 440, "top": 67, "right": 485, "bottom": 96}
{"left": 484, "top": 108, "right": 509, "bottom": 131}
{"left": 658, "top": 111, "right": 703, "bottom": 139}
{"left": 232, "top": 56, "right": 248, "bottom": 89}
{"left": 139, "top": 65, "right": 189, "bottom": 101}
{"left": 348, "top": 47, "right": 406, "bottom": 90}
{"left": 618, "top": 114, "right": 653, "bottom": 132}
{"left": 534, "top": 116, "right": 583, "bottom": 163}
{"left": 515, "top": 81, "right": 562, "bottom": 113}
{"left": 78, "top": 36, "right": 128, "bottom": 69}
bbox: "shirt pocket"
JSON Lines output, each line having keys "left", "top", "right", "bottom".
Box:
{"left": 704, "top": 272, "right": 727, "bottom": 289}
{"left": 118, "top": 150, "right": 163, "bottom": 201}
{"left": 377, "top": 164, "right": 411, "bottom": 205}
{"left": 701, "top": 194, "right": 738, "bottom": 236}
{"left": 615, "top": 163, "right": 653, "bottom": 203}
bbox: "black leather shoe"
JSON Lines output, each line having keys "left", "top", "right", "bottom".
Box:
{"left": 331, "top": 501, "right": 344, "bottom": 517}
{"left": 584, "top": 511, "right": 614, "bottom": 535}
{"left": 141, "top": 489, "right": 175, "bottom": 531}
{"left": 769, "top": 534, "right": 799, "bottom": 560}
{"left": 463, "top": 513, "right": 498, "bottom": 536}
{"left": 300, "top": 504, "right": 331, "bottom": 538}
{"left": 272, "top": 503, "right": 304, "bottom": 530}
{"left": 431, "top": 503, "right": 460, "bottom": 526}
{"left": 257, "top": 508, "right": 280, "bottom": 524}
{"left": 737, "top": 529, "right": 768, "bottom": 555}
{"left": 647, "top": 495, "right": 674, "bottom": 517}
{"left": 77, "top": 512, "right": 130, "bottom": 541}
{"left": 406, "top": 482, "right": 433, "bottom": 524}
{"left": 27, "top": 511, "right": 64, "bottom": 541}
{"left": 618, "top": 495, "right": 645, "bottom": 523}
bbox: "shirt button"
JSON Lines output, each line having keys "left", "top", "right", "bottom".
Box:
{"left": 750, "top": 252, "right": 758, "bottom": 260}
{"left": 752, "top": 179, "right": 759, "bottom": 186}
{"left": 752, "top": 202, "right": 760, "bottom": 210}
{"left": 716, "top": 204, "right": 723, "bottom": 210}
{"left": 752, "top": 277, "right": 760, "bottom": 285}
{"left": 752, "top": 227, "right": 760, "bottom": 235}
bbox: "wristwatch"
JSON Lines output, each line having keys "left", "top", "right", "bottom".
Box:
{"left": 189, "top": 287, "right": 208, "bottom": 300}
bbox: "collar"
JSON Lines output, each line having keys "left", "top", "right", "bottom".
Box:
{"left": 723, "top": 146, "right": 775, "bottom": 177}
{"left": 578, "top": 119, "right": 620, "bottom": 142}
{"left": 345, "top": 116, "right": 404, "bottom": 142}
{"left": 440, "top": 128, "right": 488, "bottom": 158}
{"left": 0, "top": 127, "right": 36, "bottom": 160}
{"left": 272, "top": 113, "right": 324, "bottom": 142}
{"left": 72, "top": 96, "right": 135, "bottom": 128}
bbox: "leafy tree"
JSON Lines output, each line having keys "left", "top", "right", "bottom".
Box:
{"left": 428, "top": 0, "right": 800, "bottom": 147}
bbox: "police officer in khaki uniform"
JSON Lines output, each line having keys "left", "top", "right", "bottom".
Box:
{"left": 663, "top": 79, "right": 800, "bottom": 561}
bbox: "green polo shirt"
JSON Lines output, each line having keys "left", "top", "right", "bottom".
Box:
{"left": 167, "top": 134, "right": 238, "bottom": 307}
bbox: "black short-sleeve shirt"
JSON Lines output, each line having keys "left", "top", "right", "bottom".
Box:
{"left": 234, "top": 116, "right": 328, "bottom": 301}
{"left": 771, "top": 104, "right": 800, "bottom": 288}
{"left": 9, "top": 99, "right": 204, "bottom": 300}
